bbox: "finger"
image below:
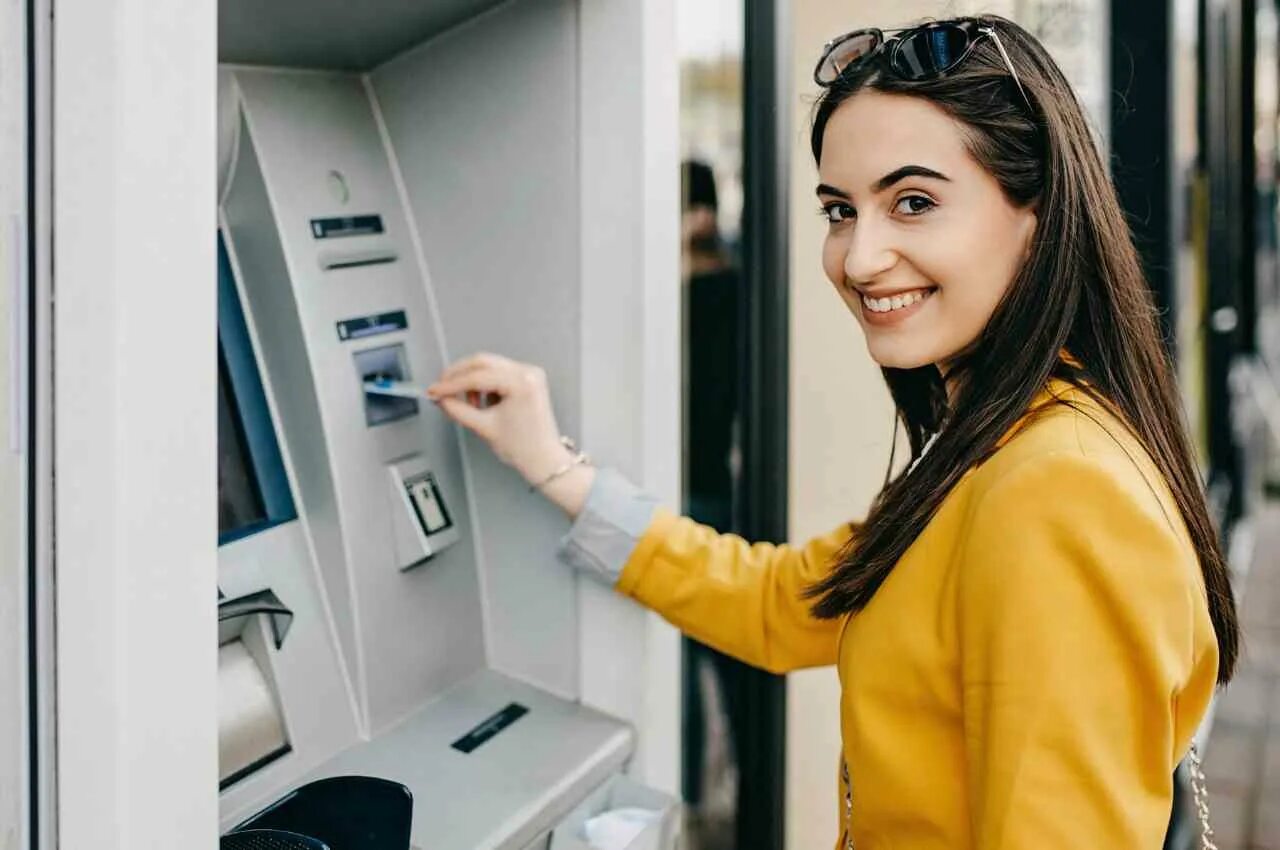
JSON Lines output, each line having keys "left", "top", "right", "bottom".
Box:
{"left": 436, "top": 396, "right": 495, "bottom": 438}
{"left": 438, "top": 352, "right": 509, "bottom": 383}
{"left": 437, "top": 355, "right": 487, "bottom": 383}
{"left": 428, "top": 364, "right": 517, "bottom": 400}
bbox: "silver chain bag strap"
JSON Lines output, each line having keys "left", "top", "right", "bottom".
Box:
{"left": 1186, "top": 741, "right": 1218, "bottom": 850}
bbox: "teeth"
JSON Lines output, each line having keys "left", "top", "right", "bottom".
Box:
{"left": 862, "top": 289, "right": 931, "bottom": 313}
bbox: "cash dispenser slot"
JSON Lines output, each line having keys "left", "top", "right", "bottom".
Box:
{"left": 219, "top": 588, "right": 295, "bottom": 650}
{"left": 219, "top": 590, "right": 295, "bottom": 789}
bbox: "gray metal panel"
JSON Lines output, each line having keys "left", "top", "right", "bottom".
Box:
{"left": 306, "top": 669, "right": 633, "bottom": 850}
{"left": 222, "top": 127, "right": 363, "bottom": 712}
{"left": 369, "top": 0, "right": 582, "bottom": 698}
{"left": 219, "top": 0, "right": 511, "bottom": 70}
{"left": 227, "top": 68, "right": 488, "bottom": 733}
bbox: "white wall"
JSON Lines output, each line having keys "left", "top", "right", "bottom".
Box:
{"left": 1, "top": 0, "right": 29, "bottom": 844}
{"left": 785, "top": 4, "right": 897, "bottom": 847}
{"left": 55, "top": 0, "right": 218, "bottom": 848}
{"left": 577, "top": 0, "right": 683, "bottom": 794}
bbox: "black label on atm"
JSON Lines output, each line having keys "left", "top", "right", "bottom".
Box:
{"left": 310, "top": 214, "right": 384, "bottom": 239}
{"left": 336, "top": 310, "right": 408, "bottom": 341}
{"left": 451, "top": 703, "right": 529, "bottom": 754}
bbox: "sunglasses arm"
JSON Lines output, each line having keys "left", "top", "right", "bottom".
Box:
{"left": 981, "top": 25, "right": 1032, "bottom": 110}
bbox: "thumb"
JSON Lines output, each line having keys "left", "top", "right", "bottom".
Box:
{"left": 436, "top": 396, "right": 494, "bottom": 439}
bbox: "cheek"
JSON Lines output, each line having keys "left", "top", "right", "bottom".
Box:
{"left": 914, "top": 211, "right": 1023, "bottom": 300}
{"left": 822, "top": 232, "right": 847, "bottom": 288}
{"left": 919, "top": 215, "right": 1029, "bottom": 349}
{"left": 954, "top": 218, "right": 1029, "bottom": 311}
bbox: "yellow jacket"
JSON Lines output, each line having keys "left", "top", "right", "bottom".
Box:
{"left": 612, "top": 382, "right": 1219, "bottom": 849}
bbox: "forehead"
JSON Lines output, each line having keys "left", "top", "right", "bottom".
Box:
{"left": 818, "top": 90, "right": 975, "bottom": 189}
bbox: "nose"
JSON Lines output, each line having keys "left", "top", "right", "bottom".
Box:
{"left": 843, "top": 218, "right": 897, "bottom": 286}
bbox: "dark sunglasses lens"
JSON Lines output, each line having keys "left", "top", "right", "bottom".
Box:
{"left": 891, "top": 25, "right": 971, "bottom": 79}
{"left": 817, "top": 31, "right": 880, "bottom": 84}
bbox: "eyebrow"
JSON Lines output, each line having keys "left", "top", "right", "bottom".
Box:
{"left": 815, "top": 165, "right": 951, "bottom": 199}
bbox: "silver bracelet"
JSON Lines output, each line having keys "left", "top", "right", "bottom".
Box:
{"left": 529, "top": 436, "right": 592, "bottom": 492}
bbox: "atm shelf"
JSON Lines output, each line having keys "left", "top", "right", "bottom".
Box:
{"left": 297, "top": 669, "right": 634, "bottom": 850}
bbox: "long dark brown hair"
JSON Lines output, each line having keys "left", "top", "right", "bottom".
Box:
{"left": 803, "top": 15, "right": 1239, "bottom": 684}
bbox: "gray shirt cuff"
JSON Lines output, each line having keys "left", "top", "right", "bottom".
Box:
{"left": 557, "top": 468, "right": 661, "bottom": 583}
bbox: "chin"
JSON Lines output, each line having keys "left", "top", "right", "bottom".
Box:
{"left": 863, "top": 337, "right": 940, "bottom": 371}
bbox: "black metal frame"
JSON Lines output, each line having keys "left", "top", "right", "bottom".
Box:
{"left": 1204, "top": 0, "right": 1250, "bottom": 524}
{"left": 733, "top": 0, "right": 790, "bottom": 847}
{"left": 1110, "top": 0, "right": 1177, "bottom": 347}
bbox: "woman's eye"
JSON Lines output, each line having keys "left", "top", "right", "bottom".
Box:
{"left": 894, "top": 195, "right": 935, "bottom": 216}
{"left": 821, "top": 203, "right": 855, "bottom": 224}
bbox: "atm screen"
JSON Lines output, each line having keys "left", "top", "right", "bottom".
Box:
{"left": 217, "top": 232, "right": 297, "bottom": 545}
{"left": 218, "top": 345, "right": 268, "bottom": 537}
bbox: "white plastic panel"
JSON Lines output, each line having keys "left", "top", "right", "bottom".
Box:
{"left": 55, "top": 0, "right": 219, "bottom": 847}
{"left": 0, "top": 0, "right": 29, "bottom": 842}
{"left": 576, "top": 0, "right": 681, "bottom": 793}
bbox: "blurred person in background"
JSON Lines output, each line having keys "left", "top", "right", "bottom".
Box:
{"left": 681, "top": 158, "right": 749, "bottom": 849}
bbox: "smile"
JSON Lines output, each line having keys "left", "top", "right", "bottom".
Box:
{"left": 860, "top": 287, "right": 936, "bottom": 314}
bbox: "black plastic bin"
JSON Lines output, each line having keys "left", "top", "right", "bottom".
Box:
{"left": 229, "top": 776, "right": 413, "bottom": 850}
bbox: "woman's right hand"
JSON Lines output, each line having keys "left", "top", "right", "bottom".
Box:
{"left": 428, "top": 353, "right": 595, "bottom": 517}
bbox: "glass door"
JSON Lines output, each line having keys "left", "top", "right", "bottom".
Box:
{"left": 678, "top": 1, "right": 789, "bottom": 847}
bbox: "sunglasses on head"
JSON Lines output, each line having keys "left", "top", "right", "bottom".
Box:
{"left": 814, "top": 18, "right": 1031, "bottom": 110}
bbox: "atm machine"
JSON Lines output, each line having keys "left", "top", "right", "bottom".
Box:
{"left": 212, "top": 0, "right": 681, "bottom": 847}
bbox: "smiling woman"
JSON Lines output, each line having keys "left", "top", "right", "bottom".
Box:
{"left": 431, "top": 14, "right": 1238, "bottom": 850}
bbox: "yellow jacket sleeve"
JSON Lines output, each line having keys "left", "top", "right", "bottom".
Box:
{"left": 615, "top": 509, "right": 855, "bottom": 673}
{"left": 957, "top": 452, "right": 1218, "bottom": 847}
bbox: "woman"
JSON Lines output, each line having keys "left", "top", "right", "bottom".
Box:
{"left": 428, "top": 15, "right": 1238, "bottom": 849}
